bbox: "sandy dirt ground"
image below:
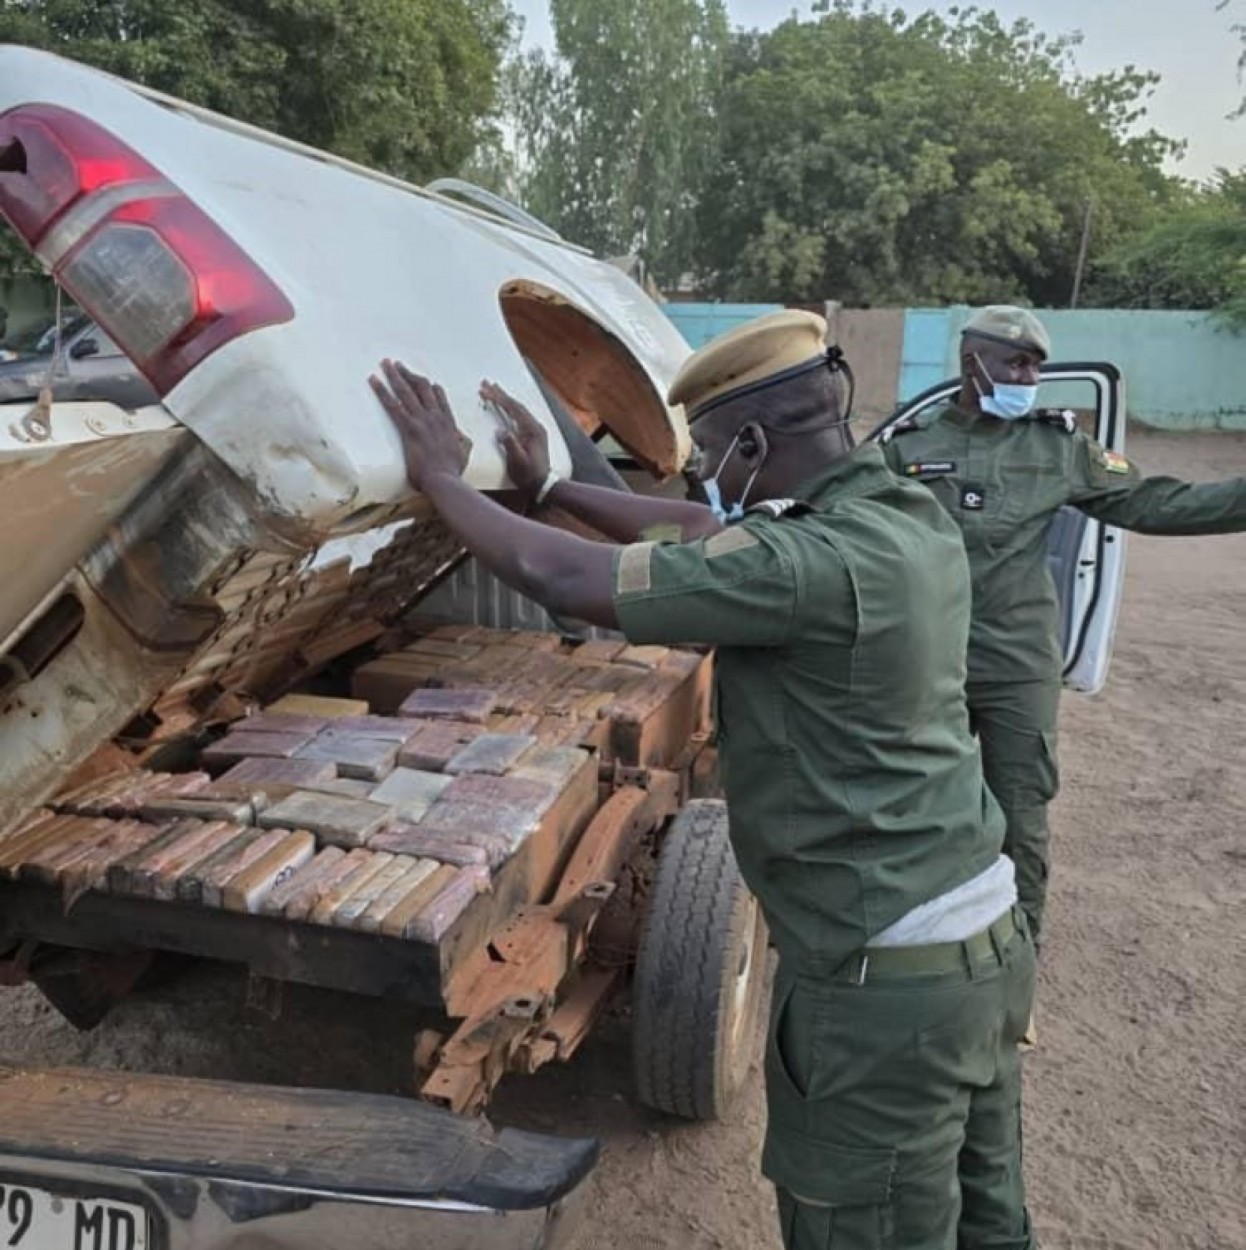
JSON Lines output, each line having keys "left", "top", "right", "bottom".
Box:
{"left": 1, "top": 428, "right": 1242, "bottom": 1250}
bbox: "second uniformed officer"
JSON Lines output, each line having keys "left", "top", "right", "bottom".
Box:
{"left": 370, "top": 311, "right": 1038, "bottom": 1249}
{"left": 880, "top": 305, "right": 1246, "bottom": 949}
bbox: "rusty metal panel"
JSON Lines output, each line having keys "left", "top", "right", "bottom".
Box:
{"left": 416, "top": 559, "right": 620, "bottom": 641}
{"left": 0, "top": 406, "right": 187, "bottom": 646}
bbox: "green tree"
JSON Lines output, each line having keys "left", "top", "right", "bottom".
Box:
{"left": 697, "top": 1, "right": 1182, "bottom": 306}
{"left": 0, "top": 0, "right": 512, "bottom": 179}
{"left": 0, "top": 0, "right": 513, "bottom": 279}
{"left": 507, "top": 0, "right": 729, "bottom": 285}
{"left": 1217, "top": 0, "right": 1245, "bottom": 117}
{"left": 1088, "top": 170, "right": 1246, "bottom": 324}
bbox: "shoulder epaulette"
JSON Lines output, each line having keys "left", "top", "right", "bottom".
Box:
{"left": 878, "top": 404, "right": 946, "bottom": 443}
{"left": 879, "top": 414, "right": 920, "bottom": 444}
{"left": 747, "top": 498, "right": 812, "bottom": 520}
{"left": 1034, "top": 408, "right": 1077, "bottom": 434}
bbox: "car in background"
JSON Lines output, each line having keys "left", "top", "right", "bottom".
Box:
{"left": 0, "top": 307, "right": 89, "bottom": 360}
{"left": 0, "top": 309, "right": 159, "bottom": 404}
{"left": 0, "top": 305, "right": 94, "bottom": 356}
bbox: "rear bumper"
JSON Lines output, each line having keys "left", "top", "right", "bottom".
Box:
{"left": 0, "top": 1065, "right": 596, "bottom": 1250}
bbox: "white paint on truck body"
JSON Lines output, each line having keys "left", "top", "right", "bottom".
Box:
{"left": 0, "top": 45, "right": 690, "bottom": 533}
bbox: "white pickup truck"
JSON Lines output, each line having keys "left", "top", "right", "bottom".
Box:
{"left": 0, "top": 44, "right": 763, "bottom": 1250}
{"left": 0, "top": 42, "right": 1132, "bottom": 1250}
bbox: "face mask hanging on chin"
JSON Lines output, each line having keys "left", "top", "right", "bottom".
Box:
{"left": 980, "top": 383, "right": 1039, "bottom": 420}
{"left": 703, "top": 476, "right": 745, "bottom": 524}
{"left": 972, "top": 351, "right": 1038, "bottom": 420}
{"left": 702, "top": 432, "right": 762, "bottom": 525}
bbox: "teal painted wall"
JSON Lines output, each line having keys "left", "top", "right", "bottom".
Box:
{"left": 664, "top": 302, "right": 783, "bottom": 349}
{"left": 898, "top": 308, "right": 957, "bottom": 403}
{"left": 898, "top": 306, "right": 1246, "bottom": 431}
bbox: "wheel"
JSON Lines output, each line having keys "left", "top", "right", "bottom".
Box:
{"left": 632, "top": 799, "right": 768, "bottom": 1120}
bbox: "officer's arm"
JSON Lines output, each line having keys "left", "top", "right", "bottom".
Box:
{"left": 419, "top": 474, "right": 808, "bottom": 648}
{"left": 420, "top": 472, "right": 621, "bottom": 627}
{"left": 1069, "top": 436, "right": 1246, "bottom": 535}
{"left": 374, "top": 362, "right": 622, "bottom": 626}
{"left": 541, "top": 478, "right": 724, "bottom": 544}
{"left": 613, "top": 521, "right": 822, "bottom": 649}
{"left": 488, "top": 376, "right": 723, "bottom": 543}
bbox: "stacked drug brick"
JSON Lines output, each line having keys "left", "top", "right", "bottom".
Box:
{"left": 0, "top": 627, "right": 708, "bottom": 947}
{"left": 350, "top": 625, "right": 707, "bottom": 766}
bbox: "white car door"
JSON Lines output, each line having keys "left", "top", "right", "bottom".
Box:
{"left": 870, "top": 363, "right": 1128, "bottom": 695}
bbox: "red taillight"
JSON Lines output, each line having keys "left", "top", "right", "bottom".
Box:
{"left": 61, "top": 198, "right": 294, "bottom": 394}
{"left": 0, "top": 104, "right": 292, "bottom": 395}
{"left": 0, "top": 105, "right": 158, "bottom": 245}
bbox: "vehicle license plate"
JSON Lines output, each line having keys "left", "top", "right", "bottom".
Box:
{"left": 0, "top": 1179, "right": 148, "bottom": 1250}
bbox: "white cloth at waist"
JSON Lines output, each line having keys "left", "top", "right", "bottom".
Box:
{"left": 868, "top": 854, "right": 1017, "bottom": 947}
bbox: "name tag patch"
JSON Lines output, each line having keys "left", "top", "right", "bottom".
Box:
{"left": 904, "top": 461, "right": 957, "bottom": 476}
{"left": 616, "top": 541, "right": 657, "bottom": 595}
{"left": 960, "top": 485, "right": 986, "bottom": 511}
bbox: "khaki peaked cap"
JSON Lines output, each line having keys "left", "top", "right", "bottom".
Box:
{"left": 668, "top": 310, "right": 830, "bottom": 421}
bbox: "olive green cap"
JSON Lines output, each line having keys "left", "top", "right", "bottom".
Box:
{"left": 961, "top": 305, "right": 1050, "bottom": 361}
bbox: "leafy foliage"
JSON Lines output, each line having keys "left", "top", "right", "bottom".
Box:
{"left": 0, "top": 0, "right": 513, "bottom": 277}
{"left": 1218, "top": 0, "right": 1246, "bottom": 118}
{"left": 506, "top": 0, "right": 729, "bottom": 285}
{"left": 1088, "top": 170, "right": 1246, "bottom": 324}
{"left": 696, "top": 1, "right": 1181, "bottom": 306}
{"left": 0, "top": 0, "right": 513, "bottom": 179}
{"left": 2, "top": 0, "right": 1238, "bottom": 320}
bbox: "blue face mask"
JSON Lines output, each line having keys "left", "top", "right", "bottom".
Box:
{"left": 980, "top": 383, "right": 1038, "bottom": 421}
{"left": 702, "top": 476, "right": 744, "bottom": 524}
{"left": 700, "top": 433, "right": 761, "bottom": 525}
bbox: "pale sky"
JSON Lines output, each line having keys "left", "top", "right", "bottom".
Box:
{"left": 511, "top": 0, "right": 1245, "bottom": 181}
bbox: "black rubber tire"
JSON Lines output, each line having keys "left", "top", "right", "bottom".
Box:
{"left": 632, "top": 799, "right": 768, "bottom": 1120}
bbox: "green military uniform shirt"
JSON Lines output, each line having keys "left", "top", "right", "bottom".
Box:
{"left": 880, "top": 403, "right": 1246, "bottom": 683}
{"left": 612, "top": 444, "right": 1004, "bottom": 968}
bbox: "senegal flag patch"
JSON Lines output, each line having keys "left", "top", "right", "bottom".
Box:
{"left": 1101, "top": 450, "right": 1131, "bottom": 475}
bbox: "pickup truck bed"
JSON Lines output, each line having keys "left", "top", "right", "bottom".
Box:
{"left": 0, "top": 623, "right": 720, "bottom": 1247}
{"left": 2, "top": 622, "right": 717, "bottom": 1122}
{"left": 1, "top": 625, "right": 710, "bottom": 1011}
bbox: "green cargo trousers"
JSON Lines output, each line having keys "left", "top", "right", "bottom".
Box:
{"left": 967, "top": 678, "right": 1062, "bottom": 946}
{"left": 763, "top": 910, "right": 1037, "bottom": 1250}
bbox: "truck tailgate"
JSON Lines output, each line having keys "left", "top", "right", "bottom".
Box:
{"left": 0, "top": 1063, "right": 594, "bottom": 1249}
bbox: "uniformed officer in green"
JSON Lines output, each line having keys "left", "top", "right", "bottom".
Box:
{"left": 880, "top": 305, "right": 1246, "bottom": 949}
{"left": 369, "top": 311, "right": 1037, "bottom": 1250}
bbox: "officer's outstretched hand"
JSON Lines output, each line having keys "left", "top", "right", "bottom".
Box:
{"left": 371, "top": 360, "right": 472, "bottom": 492}
{"left": 481, "top": 380, "right": 550, "bottom": 502}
